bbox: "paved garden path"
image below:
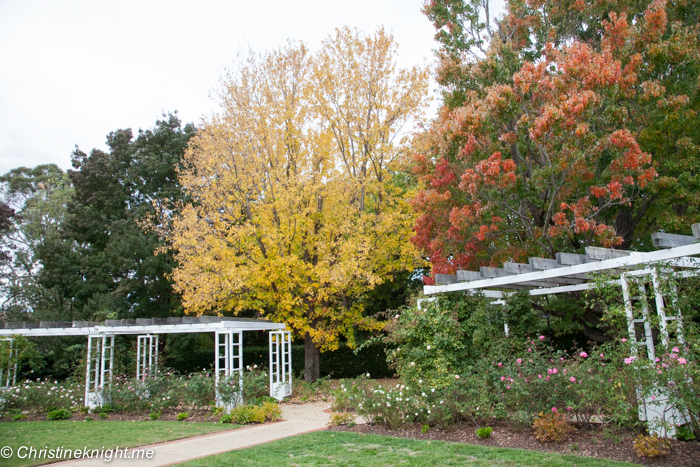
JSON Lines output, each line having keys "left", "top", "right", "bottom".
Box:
{"left": 56, "top": 402, "right": 331, "bottom": 466}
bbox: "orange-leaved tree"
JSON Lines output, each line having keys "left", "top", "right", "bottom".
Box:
{"left": 414, "top": 0, "right": 699, "bottom": 277}
{"left": 168, "top": 28, "right": 429, "bottom": 381}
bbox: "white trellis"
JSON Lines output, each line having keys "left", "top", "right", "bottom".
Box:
{"left": 424, "top": 231, "right": 700, "bottom": 438}
{"left": 214, "top": 330, "right": 243, "bottom": 409}
{"left": 620, "top": 269, "right": 688, "bottom": 437}
{"left": 0, "top": 338, "right": 18, "bottom": 388}
{"left": 84, "top": 333, "right": 114, "bottom": 409}
{"left": 269, "top": 330, "right": 292, "bottom": 400}
{"left": 136, "top": 334, "right": 159, "bottom": 379}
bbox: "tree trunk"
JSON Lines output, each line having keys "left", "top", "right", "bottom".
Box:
{"left": 304, "top": 332, "right": 321, "bottom": 382}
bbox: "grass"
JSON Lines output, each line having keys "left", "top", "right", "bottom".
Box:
{"left": 181, "top": 431, "right": 635, "bottom": 466}
{"left": 0, "top": 420, "right": 241, "bottom": 467}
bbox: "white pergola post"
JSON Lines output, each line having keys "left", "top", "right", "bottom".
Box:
{"left": 100, "top": 334, "right": 115, "bottom": 390}
{"left": 84, "top": 334, "right": 101, "bottom": 408}
{"left": 620, "top": 270, "right": 688, "bottom": 437}
{"left": 83, "top": 333, "right": 114, "bottom": 409}
{"left": 136, "top": 334, "right": 158, "bottom": 379}
{"left": 214, "top": 330, "right": 243, "bottom": 409}
{"left": 0, "top": 338, "right": 18, "bottom": 388}
{"left": 269, "top": 330, "right": 292, "bottom": 400}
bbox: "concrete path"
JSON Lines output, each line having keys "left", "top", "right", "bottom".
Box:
{"left": 55, "top": 402, "right": 331, "bottom": 466}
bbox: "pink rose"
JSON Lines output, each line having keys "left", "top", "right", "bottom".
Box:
{"left": 570, "top": 377, "right": 576, "bottom": 383}
{"left": 622, "top": 338, "right": 627, "bottom": 342}
{"left": 552, "top": 407, "right": 557, "bottom": 413}
{"left": 498, "top": 362, "right": 502, "bottom": 367}
{"left": 517, "top": 358, "right": 522, "bottom": 363}
{"left": 539, "top": 335, "right": 545, "bottom": 340}
{"left": 580, "top": 352, "right": 588, "bottom": 358}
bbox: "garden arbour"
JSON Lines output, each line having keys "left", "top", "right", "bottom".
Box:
{"left": 0, "top": 316, "right": 292, "bottom": 410}
{"left": 422, "top": 225, "right": 700, "bottom": 438}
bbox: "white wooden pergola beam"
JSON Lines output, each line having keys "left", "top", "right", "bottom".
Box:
{"left": 424, "top": 242, "right": 700, "bottom": 295}
{"left": 476, "top": 268, "right": 700, "bottom": 298}
{"left": 0, "top": 320, "right": 285, "bottom": 337}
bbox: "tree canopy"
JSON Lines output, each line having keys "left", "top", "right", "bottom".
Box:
{"left": 169, "top": 27, "right": 430, "bottom": 380}
{"left": 414, "top": 0, "right": 700, "bottom": 277}
{"left": 0, "top": 114, "right": 194, "bottom": 323}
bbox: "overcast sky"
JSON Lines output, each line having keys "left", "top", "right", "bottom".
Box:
{"left": 0, "top": 0, "right": 441, "bottom": 175}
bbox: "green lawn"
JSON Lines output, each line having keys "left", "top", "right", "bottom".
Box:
{"left": 181, "top": 431, "right": 635, "bottom": 467}
{"left": 0, "top": 420, "right": 241, "bottom": 466}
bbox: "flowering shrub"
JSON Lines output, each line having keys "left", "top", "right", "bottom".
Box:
{"left": 217, "top": 366, "right": 270, "bottom": 407}
{"left": 334, "top": 333, "right": 699, "bottom": 434}
{"left": 384, "top": 293, "right": 502, "bottom": 388}
{"left": 332, "top": 377, "right": 494, "bottom": 429}
{"left": 376, "top": 286, "right": 700, "bottom": 435}
{"left": 1, "top": 366, "right": 275, "bottom": 415}
{"left": 102, "top": 370, "right": 215, "bottom": 412}
{"left": 0, "top": 378, "right": 83, "bottom": 413}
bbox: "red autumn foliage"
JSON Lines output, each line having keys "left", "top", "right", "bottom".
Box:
{"left": 415, "top": 0, "right": 699, "bottom": 277}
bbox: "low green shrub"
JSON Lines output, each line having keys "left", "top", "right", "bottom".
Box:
{"left": 475, "top": 427, "right": 492, "bottom": 438}
{"left": 93, "top": 405, "right": 114, "bottom": 414}
{"left": 633, "top": 434, "right": 669, "bottom": 458}
{"left": 12, "top": 413, "right": 27, "bottom": 421}
{"left": 149, "top": 411, "right": 161, "bottom": 420}
{"left": 676, "top": 424, "right": 696, "bottom": 441}
{"left": 177, "top": 412, "right": 189, "bottom": 420}
{"left": 329, "top": 412, "right": 356, "bottom": 426}
{"left": 46, "top": 408, "right": 72, "bottom": 420}
{"left": 222, "top": 402, "right": 281, "bottom": 424}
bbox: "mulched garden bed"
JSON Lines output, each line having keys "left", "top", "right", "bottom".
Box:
{"left": 330, "top": 421, "right": 700, "bottom": 466}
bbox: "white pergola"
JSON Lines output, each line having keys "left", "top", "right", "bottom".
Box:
{"left": 0, "top": 338, "right": 18, "bottom": 388}
{"left": 423, "top": 227, "right": 700, "bottom": 437}
{"left": 0, "top": 317, "right": 293, "bottom": 409}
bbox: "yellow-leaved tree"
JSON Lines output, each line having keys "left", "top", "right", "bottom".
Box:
{"left": 169, "top": 27, "right": 429, "bottom": 381}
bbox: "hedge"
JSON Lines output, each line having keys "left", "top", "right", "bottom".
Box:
{"left": 165, "top": 342, "right": 394, "bottom": 379}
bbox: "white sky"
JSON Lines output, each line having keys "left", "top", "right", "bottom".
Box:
{"left": 0, "top": 0, "right": 440, "bottom": 175}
